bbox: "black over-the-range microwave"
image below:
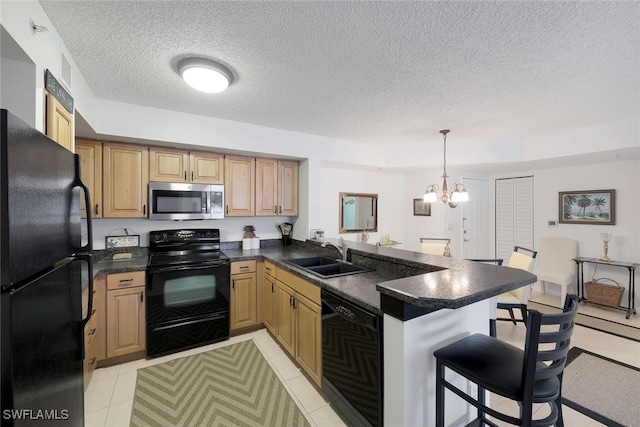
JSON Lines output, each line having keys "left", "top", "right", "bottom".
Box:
{"left": 149, "top": 182, "right": 224, "bottom": 220}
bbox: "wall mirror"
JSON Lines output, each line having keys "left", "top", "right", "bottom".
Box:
{"left": 339, "top": 192, "right": 378, "bottom": 233}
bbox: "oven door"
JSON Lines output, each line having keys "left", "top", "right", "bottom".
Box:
{"left": 146, "top": 262, "right": 230, "bottom": 326}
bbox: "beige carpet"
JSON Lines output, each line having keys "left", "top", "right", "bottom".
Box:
{"left": 528, "top": 301, "right": 640, "bottom": 342}
{"left": 130, "top": 340, "right": 310, "bottom": 427}
{"left": 562, "top": 347, "right": 640, "bottom": 427}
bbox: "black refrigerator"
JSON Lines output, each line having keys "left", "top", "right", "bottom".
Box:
{"left": 0, "top": 109, "right": 93, "bottom": 426}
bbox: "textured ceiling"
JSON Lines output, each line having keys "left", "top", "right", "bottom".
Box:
{"left": 39, "top": 1, "right": 639, "bottom": 148}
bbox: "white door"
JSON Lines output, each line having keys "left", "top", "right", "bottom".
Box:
{"left": 461, "top": 177, "right": 490, "bottom": 259}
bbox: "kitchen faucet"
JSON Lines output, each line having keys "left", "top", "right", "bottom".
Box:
{"left": 321, "top": 237, "right": 348, "bottom": 262}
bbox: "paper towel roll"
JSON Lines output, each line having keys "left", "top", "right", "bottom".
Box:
{"left": 242, "top": 238, "right": 251, "bottom": 250}
{"left": 251, "top": 237, "right": 260, "bottom": 249}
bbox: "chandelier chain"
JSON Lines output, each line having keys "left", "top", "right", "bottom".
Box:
{"left": 442, "top": 130, "right": 448, "bottom": 178}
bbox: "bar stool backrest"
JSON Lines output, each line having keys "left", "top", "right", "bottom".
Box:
{"left": 520, "top": 294, "right": 579, "bottom": 408}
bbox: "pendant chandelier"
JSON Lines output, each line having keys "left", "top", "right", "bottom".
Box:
{"left": 423, "top": 129, "right": 469, "bottom": 208}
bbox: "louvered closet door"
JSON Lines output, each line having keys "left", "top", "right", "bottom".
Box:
{"left": 495, "top": 176, "right": 534, "bottom": 261}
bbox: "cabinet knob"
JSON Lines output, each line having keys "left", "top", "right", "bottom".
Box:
{"left": 95, "top": 204, "right": 99, "bottom": 215}
{"left": 191, "top": 171, "right": 194, "bottom": 181}
{"left": 184, "top": 171, "right": 187, "bottom": 181}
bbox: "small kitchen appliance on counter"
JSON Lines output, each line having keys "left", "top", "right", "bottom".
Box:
{"left": 146, "top": 229, "right": 230, "bottom": 358}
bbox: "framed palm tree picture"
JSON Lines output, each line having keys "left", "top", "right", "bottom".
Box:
{"left": 559, "top": 189, "right": 615, "bottom": 225}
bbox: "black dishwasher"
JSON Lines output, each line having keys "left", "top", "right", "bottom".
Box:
{"left": 322, "top": 290, "right": 383, "bottom": 427}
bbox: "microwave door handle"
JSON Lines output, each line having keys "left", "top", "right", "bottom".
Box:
{"left": 73, "top": 154, "right": 93, "bottom": 252}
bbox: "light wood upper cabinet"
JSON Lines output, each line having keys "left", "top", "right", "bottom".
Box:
{"left": 255, "top": 159, "right": 278, "bottom": 216}
{"left": 278, "top": 160, "right": 299, "bottom": 216}
{"left": 149, "top": 148, "right": 224, "bottom": 184}
{"left": 224, "top": 155, "right": 255, "bottom": 216}
{"left": 256, "top": 159, "right": 298, "bottom": 216}
{"left": 190, "top": 151, "right": 224, "bottom": 184}
{"left": 75, "top": 139, "right": 103, "bottom": 218}
{"left": 149, "top": 148, "right": 188, "bottom": 182}
{"left": 103, "top": 143, "right": 149, "bottom": 218}
{"left": 44, "top": 91, "right": 73, "bottom": 151}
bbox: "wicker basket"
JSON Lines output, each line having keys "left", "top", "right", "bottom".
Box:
{"left": 585, "top": 280, "right": 624, "bottom": 307}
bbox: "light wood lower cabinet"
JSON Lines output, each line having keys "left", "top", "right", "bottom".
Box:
{"left": 230, "top": 260, "right": 258, "bottom": 332}
{"left": 105, "top": 271, "right": 146, "bottom": 358}
{"left": 271, "top": 267, "right": 322, "bottom": 386}
{"left": 83, "top": 273, "right": 105, "bottom": 390}
{"left": 262, "top": 260, "right": 278, "bottom": 334}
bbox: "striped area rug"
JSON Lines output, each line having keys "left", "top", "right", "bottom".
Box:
{"left": 130, "top": 340, "right": 310, "bottom": 427}
{"left": 562, "top": 347, "right": 640, "bottom": 427}
{"left": 528, "top": 301, "right": 640, "bottom": 342}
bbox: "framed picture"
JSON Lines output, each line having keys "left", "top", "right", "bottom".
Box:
{"left": 559, "top": 189, "right": 615, "bottom": 225}
{"left": 413, "top": 198, "right": 431, "bottom": 216}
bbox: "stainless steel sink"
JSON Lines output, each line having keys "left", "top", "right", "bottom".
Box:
{"left": 284, "top": 257, "right": 372, "bottom": 278}
{"left": 285, "top": 256, "right": 340, "bottom": 268}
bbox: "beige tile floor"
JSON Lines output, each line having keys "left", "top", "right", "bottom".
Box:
{"left": 84, "top": 329, "right": 348, "bottom": 427}
{"left": 85, "top": 287, "right": 639, "bottom": 426}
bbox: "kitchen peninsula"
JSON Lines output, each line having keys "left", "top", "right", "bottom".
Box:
{"left": 93, "top": 238, "right": 535, "bottom": 427}
{"left": 226, "top": 238, "right": 537, "bottom": 427}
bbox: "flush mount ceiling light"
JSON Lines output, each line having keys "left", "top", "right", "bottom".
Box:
{"left": 423, "top": 129, "right": 469, "bottom": 208}
{"left": 177, "top": 58, "right": 234, "bottom": 93}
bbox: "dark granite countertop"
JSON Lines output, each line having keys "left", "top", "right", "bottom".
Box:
{"left": 91, "top": 239, "right": 536, "bottom": 317}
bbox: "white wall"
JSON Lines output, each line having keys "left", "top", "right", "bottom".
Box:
{"left": 320, "top": 163, "right": 405, "bottom": 245}
{"left": 0, "top": 56, "right": 36, "bottom": 126}
{"left": 88, "top": 216, "right": 289, "bottom": 250}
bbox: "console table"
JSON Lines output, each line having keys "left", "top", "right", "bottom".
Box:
{"left": 573, "top": 257, "right": 638, "bottom": 319}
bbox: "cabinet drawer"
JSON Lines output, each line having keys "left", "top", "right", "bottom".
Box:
{"left": 263, "top": 259, "right": 277, "bottom": 278}
{"left": 231, "top": 260, "right": 256, "bottom": 275}
{"left": 107, "top": 271, "right": 146, "bottom": 290}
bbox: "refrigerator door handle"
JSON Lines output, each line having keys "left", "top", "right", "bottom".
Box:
{"left": 75, "top": 253, "right": 94, "bottom": 328}
{"left": 73, "top": 154, "right": 93, "bottom": 252}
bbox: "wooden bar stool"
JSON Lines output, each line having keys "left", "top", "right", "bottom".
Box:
{"left": 434, "top": 294, "right": 579, "bottom": 427}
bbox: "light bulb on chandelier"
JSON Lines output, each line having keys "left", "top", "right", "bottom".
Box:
{"left": 423, "top": 129, "right": 469, "bottom": 208}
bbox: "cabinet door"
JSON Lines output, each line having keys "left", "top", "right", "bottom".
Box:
{"left": 149, "top": 147, "right": 189, "bottom": 182}
{"left": 230, "top": 272, "right": 257, "bottom": 331}
{"left": 255, "top": 158, "right": 278, "bottom": 216}
{"left": 224, "top": 155, "right": 255, "bottom": 216}
{"left": 44, "top": 91, "right": 73, "bottom": 151}
{"left": 278, "top": 161, "right": 299, "bottom": 216}
{"left": 103, "top": 143, "right": 149, "bottom": 218}
{"left": 295, "top": 293, "right": 322, "bottom": 386}
{"left": 275, "top": 282, "right": 296, "bottom": 356}
{"left": 263, "top": 273, "right": 277, "bottom": 334}
{"left": 75, "top": 140, "right": 103, "bottom": 218}
{"left": 190, "top": 152, "right": 224, "bottom": 184}
{"left": 106, "top": 287, "right": 146, "bottom": 358}
{"left": 93, "top": 273, "right": 107, "bottom": 362}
